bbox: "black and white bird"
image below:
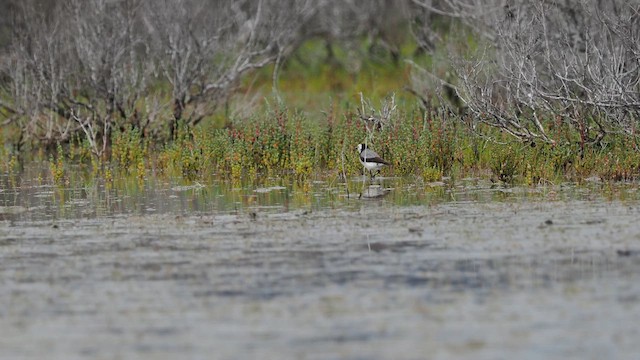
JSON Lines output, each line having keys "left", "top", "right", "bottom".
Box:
{"left": 357, "top": 143, "right": 391, "bottom": 179}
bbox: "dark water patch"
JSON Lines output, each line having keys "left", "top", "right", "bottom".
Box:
{"left": 302, "top": 330, "right": 387, "bottom": 344}
{"left": 3, "top": 251, "right": 60, "bottom": 260}
{"left": 366, "top": 240, "right": 435, "bottom": 253}
{"left": 0, "top": 237, "right": 19, "bottom": 246}
{"left": 194, "top": 288, "right": 287, "bottom": 300}
{"left": 617, "top": 249, "right": 640, "bottom": 257}
{"left": 383, "top": 274, "right": 431, "bottom": 287}
{"left": 193, "top": 289, "right": 246, "bottom": 298}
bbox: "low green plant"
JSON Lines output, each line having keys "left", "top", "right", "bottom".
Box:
{"left": 490, "top": 145, "right": 521, "bottom": 183}
{"left": 49, "top": 143, "right": 65, "bottom": 185}
{"left": 422, "top": 166, "right": 443, "bottom": 182}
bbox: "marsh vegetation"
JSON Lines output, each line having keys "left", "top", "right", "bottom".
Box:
{"left": 0, "top": 0, "right": 639, "bottom": 187}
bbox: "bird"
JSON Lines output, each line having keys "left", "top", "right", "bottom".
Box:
{"left": 357, "top": 143, "right": 391, "bottom": 179}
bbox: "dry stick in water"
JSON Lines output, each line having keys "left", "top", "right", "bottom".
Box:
{"left": 341, "top": 140, "right": 349, "bottom": 198}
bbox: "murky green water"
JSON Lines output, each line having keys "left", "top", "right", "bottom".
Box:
{"left": 1, "top": 171, "right": 640, "bottom": 359}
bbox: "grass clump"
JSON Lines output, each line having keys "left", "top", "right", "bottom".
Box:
{"left": 490, "top": 145, "right": 522, "bottom": 183}
{"left": 49, "top": 144, "right": 66, "bottom": 186}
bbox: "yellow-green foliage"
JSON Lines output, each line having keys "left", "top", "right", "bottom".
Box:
{"left": 490, "top": 145, "right": 522, "bottom": 183}
{"left": 592, "top": 138, "right": 640, "bottom": 182}
{"left": 112, "top": 126, "right": 148, "bottom": 181}
{"left": 66, "top": 133, "right": 94, "bottom": 165}
{"left": 49, "top": 143, "right": 65, "bottom": 185}
{"left": 422, "top": 166, "right": 443, "bottom": 182}
{"left": 156, "top": 123, "right": 204, "bottom": 181}
{"left": 212, "top": 108, "right": 330, "bottom": 180}
{"left": 373, "top": 110, "right": 460, "bottom": 180}
{"left": 0, "top": 130, "right": 21, "bottom": 182}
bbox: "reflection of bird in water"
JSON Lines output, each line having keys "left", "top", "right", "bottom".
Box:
{"left": 359, "top": 184, "right": 391, "bottom": 199}
{"left": 357, "top": 143, "right": 391, "bottom": 179}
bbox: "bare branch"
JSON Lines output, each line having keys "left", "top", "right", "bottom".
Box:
{"left": 412, "top": 0, "right": 640, "bottom": 144}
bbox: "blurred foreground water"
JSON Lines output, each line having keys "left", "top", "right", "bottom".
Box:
{"left": 1, "top": 172, "right": 640, "bottom": 359}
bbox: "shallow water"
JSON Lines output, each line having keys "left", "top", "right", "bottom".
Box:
{"left": 1, "top": 174, "right": 640, "bottom": 359}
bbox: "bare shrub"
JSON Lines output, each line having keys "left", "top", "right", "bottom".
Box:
{"left": 412, "top": 0, "right": 640, "bottom": 146}
{"left": 0, "top": 0, "right": 73, "bottom": 151}
{"left": 143, "top": 0, "right": 315, "bottom": 138}
{"left": 0, "top": 0, "right": 315, "bottom": 155}
{"left": 68, "top": 0, "right": 150, "bottom": 157}
{"left": 358, "top": 92, "right": 396, "bottom": 136}
{"left": 1, "top": 0, "right": 150, "bottom": 156}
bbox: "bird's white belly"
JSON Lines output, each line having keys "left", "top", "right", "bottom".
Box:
{"left": 361, "top": 160, "right": 385, "bottom": 171}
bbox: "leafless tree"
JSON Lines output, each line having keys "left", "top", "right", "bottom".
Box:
{"left": 0, "top": 0, "right": 150, "bottom": 157}
{"left": 412, "top": 0, "right": 640, "bottom": 146}
{"left": 0, "top": 0, "right": 71, "bottom": 152}
{"left": 67, "top": 0, "right": 150, "bottom": 157}
{"left": 143, "top": 0, "right": 315, "bottom": 138}
{"left": 0, "top": 0, "right": 315, "bottom": 155}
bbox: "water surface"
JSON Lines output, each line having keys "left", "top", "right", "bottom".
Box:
{"left": 1, "top": 174, "right": 639, "bottom": 359}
